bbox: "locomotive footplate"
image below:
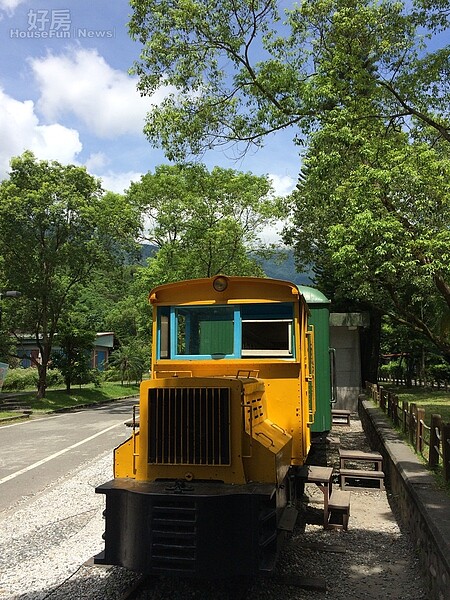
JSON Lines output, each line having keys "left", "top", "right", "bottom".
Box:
{"left": 95, "top": 478, "right": 280, "bottom": 579}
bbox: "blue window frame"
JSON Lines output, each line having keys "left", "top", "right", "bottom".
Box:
{"left": 157, "top": 303, "right": 295, "bottom": 360}
{"left": 170, "top": 305, "right": 240, "bottom": 359}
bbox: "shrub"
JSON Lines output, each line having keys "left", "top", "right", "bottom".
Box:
{"left": 2, "top": 368, "right": 36, "bottom": 390}
{"left": 379, "top": 360, "right": 406, "bottom": 382}
{"left": 388, "top": 360, "right": 406, "bottom": 382}
{"left": 46, "top": 368, "right": 65, "bottom": 388}
{"left": 102, "top": 366, "right": 122, "bottom": 382}
{"left": 427, "top": 362, "right": 450, "bottom": 387}
{"left": 2, "top": 367, "right": 64, "bottom": 391}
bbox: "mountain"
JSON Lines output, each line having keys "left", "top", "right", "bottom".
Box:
{"left": 139, "top": 244, "right": 313, "bottom": 285}
{"left": 255, "top": 252, "right": 314, "bottom": 285}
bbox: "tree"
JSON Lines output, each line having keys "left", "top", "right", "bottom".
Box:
{"left": 50, "top": 312, "right": 96, "bottom": 394}
{"left": 285, "top": 121, "right": 450, "bottom": 361}
{"left": 0, "top": 152, "right": 142, "bottom": 398}
{"left": 127, "top": 163, "right": 282, "bottom": 285}
{"left": 127, "top": 0, "right": 450, "bottom": 363}
{"left": 74, "top": 264, "right": 152, "bottom": 347}
{"left": 128, "top": 0, "right": 449, "bottom": 159}
{"left": 108, "top": 342, "right": 149, "bottom": 385}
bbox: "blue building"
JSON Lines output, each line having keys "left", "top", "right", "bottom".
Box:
{"left": 16, "top": 332, "right": 114, "bottom": 371}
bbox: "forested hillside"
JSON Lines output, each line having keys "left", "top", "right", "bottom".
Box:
{"left": 140, "top": 244, "right": 313, "bottom": 286}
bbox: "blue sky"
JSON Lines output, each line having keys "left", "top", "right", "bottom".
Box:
{"left": 0, "top": 0, "right": 300, "bottom": 200}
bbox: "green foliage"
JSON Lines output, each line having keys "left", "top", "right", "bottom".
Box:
{"left": 104, "top": 292, "right": 150, "bottom": 345}
{"left": 427, "top": 361, "right": 450, "bottom": 386}
{"left": 128, "top": 0, "right": 449, "bottom": 158}
{"left": 2, "top": 368, "right": 64, "bottom": 391}
{"left": 379, "top": 360, "right": 407, "bottom": 382}
{"left": 128, "top": 0, "right": 285, "bottom": 159}
{"left": 108, "top": 342, "right": 149, "bottom": 385}
{"left": 0, "top": 333, "right": 18, "bottom": 366}
{"left": 127, "top": 163, "right": 282, "bottom": 286}
{"left": 0, "top": 152, "right": 142, "bottom": 398}
{"left": 286, "top": 116, "right": 450, "bottom": 360}
{"left": 127, "top": 0, "right": 450, "bottom": 365}
{"left": 50, "top": 310, "right": 97, "bottom": 392}
{"left": 101, "top": 366, "right": 122, "bottom": 382}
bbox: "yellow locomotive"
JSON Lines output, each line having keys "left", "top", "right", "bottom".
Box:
{"left": 95, "top": 276, "right": 316, "bottom": 578}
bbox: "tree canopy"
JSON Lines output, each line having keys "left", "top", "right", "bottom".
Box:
{"left": 128, "top": 0, "right": 450, "bottom": 362}
{"left": 127, "top": 163, "right": 282, "bottom": 285}
{"left": 128, "top": 0, "right": 450, "bottom": 159}
{"left": 0, "top": 152, "right": 142, "bottom": 397}
{"left": 285, "top": 121, "right": 450, "bottom": 360}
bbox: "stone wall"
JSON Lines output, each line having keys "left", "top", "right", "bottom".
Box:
{"left": 359, "top": 396, "right": 450, "bottom": 600}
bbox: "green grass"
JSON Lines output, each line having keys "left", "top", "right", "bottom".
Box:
{"left": 381, "top": 384, "right": 450, "bottom": 423}
{"left": 0, "top": 381, "right": 140, "bottom": 419}
{"left": 379, "top": 384, "right": 450, "bottom": 493}
{"left": 0, "top": 412, "right": 21, "bottom": 419}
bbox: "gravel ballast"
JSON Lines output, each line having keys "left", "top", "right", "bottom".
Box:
{"left": 0, "top": 419, "right": 429, "bottom": 599}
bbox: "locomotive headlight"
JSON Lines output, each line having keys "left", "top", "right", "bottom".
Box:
{"left": 213, "top": 275, "right": 228, "bottom": 292}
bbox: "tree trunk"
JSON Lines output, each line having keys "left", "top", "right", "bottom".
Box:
{"left": 36, "top": 362, "right": 47, "bottom": 399}
{"left": 36, "top": 342, "right": 52, "bottom": 399}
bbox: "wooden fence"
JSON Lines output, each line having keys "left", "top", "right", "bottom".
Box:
{"left": 378, "top": 374, "right": 449, "bottom": 391}
{"left": 366, "top": 381, "right": 450, "bottom": 482}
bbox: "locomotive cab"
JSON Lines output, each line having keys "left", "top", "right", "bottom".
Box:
{"left": 95, "top": 276, "right": 316, "bottom": 578}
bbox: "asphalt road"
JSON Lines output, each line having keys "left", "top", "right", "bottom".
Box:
{"left": 0, "top": 398, "right": 138, "bottom": 514}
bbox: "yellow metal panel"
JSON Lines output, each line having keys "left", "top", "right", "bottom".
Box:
{"left": 114, "top": 433, "right": 138, "bottom": 478}
{"left": 243, "top": 419, "right": 292, "bottom": 484}
{"left": 136, "top": 377, "right": 247, "bottom": 484}
{"left": 149, "top": 276, "right": 300, "bottom": 307}
{"left": 148, "top": 283, "right": 312, "bottom": 466}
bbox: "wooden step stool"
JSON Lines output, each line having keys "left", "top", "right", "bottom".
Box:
{"left": 331, "top": 409, "right": 351, "bottom": 425}
{"left": 340, "top": 468, "right": 385, "bottom": 491}
{"left": 339, "top": 449, "right": 383, "bottom": 471}
{"left": 327, "top": 490, "right": 351, "bottom": 531}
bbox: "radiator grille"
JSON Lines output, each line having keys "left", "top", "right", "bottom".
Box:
{"left": 148, "top": 387, "right": 231, "bottom": 465}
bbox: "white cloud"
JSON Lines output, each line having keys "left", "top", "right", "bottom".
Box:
{"left": 0, "top": 0, "right": 25, "bottom": 14}
{"left": 30, "top": 48, "right": 168, "bottom": 138}
{"left": 85, "top": 152, "right": 109, "bottom": 172}
{"left": 95, "top": 170, "right": 143, "bottom": 194}
{"left": 83, "top": 155, "right": 143, "bottom": 194}
{"left": 32, "top": 123, "right": 82, "bottom": 162}
{"left": 269, "top": 173, "right": 296, "bottom": 197}
{"left": 0, "top": 88, "right": 82, "bottom": 177}
{"left": 256, "top": 174, "right": 295, "bottom": 244}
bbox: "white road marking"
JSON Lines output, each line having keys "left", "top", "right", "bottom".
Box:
{"left": 0, "top": 415, "right": 60, "bottom": 428}
{"left": 0, "top": 422, "right": 121, "bottom": 485}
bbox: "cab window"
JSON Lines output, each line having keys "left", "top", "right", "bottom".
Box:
{"left": 173, "top": 306, "right": 235, "bottom": 358}
{"left": 241, "top": 303, "right": 293, "bottom": 357}
{"left": 157, "top": 302, "right": 295, "bottom": 359}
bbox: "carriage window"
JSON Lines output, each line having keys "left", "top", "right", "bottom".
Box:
{"left": 175, "top": 306, "right": 235, "bottom": 357}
